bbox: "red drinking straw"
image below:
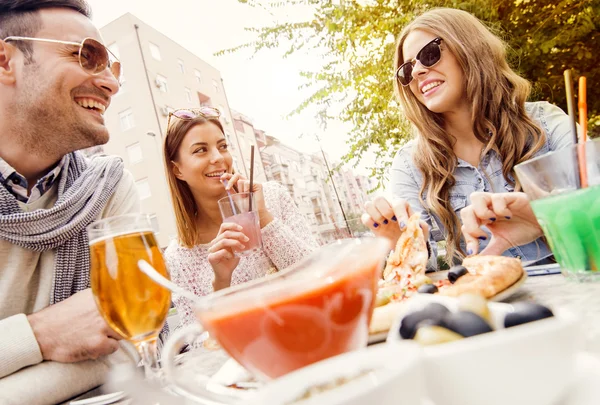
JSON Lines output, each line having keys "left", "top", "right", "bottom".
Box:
{"left": 579, "top": 77, "right": 588, "bottom": 143}
{"left": 578, "top": 76, "right": 588, "bottom": 189}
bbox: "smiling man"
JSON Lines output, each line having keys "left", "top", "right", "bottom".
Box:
{"left": 0, "top": 1, "right": 143, "bottom": 404}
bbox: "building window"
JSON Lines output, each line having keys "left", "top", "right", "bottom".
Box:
{"left": 149, "top": 42, "right": 161, "bottom": 60}
{"left": 194, "top": 69, "right": 202, "bottom": 84}
{"left": 177, "top": 59, "right": 185, "bottom": 73}
{"left": 149, "top": 214, "right": 160, "bottom": 234}
{"left": 136, "top": 178, "right": 151, "bottom": 200}
{"left": 184, "top": 87, "right": 192, "bottom": 103}
{"left": 156, "top": 74, "right": 168, "bottom": 92}
{"left": 212, "top": 79, "right": 220, "bottom": 93}
{"left": 119, "top": 108, "right": 135, "bottom": 131}
{"left": 126, "top": 142, "right": 143, "bottom": 164}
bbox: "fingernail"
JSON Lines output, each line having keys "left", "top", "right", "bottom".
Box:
{"left": 467, "top": 249, "right": 473, "bottom": 255}
{"left": 478, "top": 236, "right": 487, "bottom": 241}
{"left": 244, "top": 236, "right": 250, "bottom": 242}
{"left": 400, "top": 221, "right": 406, "bottom": 230}
{"left": 383, "top": 219, "right": 389, "bottom": 225}
{"left": 373, "top": 223, "right": 379, "bottom": 228}
{"left": 392, "top": 216, "right": 397, "bottom": 222}
{"left": 505, "top": 216, "right": 511, "bottom": 220}
{"left": 489, "top": 217, "right": 496, "bottom": 221}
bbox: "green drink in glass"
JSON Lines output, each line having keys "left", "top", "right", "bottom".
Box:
{"left": 516, "top": 139, "right": 600, "bottom": 281}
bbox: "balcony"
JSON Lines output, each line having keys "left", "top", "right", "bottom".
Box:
{"left": 261, "top": 153, "right": 273, "bottom": 165}
{"left": 271, "top": 164, "right": 283, "bottom": 174}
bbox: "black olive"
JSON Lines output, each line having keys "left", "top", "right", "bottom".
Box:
{"left": 448, "top": 265, "right": 469, "bottom": 284}
{"left": 417, "top": 283, "right": 439, "bottom": 294}
{"left": 399, "top": 303, "right": 450, "bottom": 339}
{"left": 442, "top": 311, "right": 493, "bottom": 337}
{"left": 504, "top": 303, "right": 554, "bottom": 328}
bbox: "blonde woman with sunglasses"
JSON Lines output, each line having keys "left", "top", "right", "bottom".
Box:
{"left": 162, "top": 107, "right": 318, "bottom": 329}
{"left": 362, "top": 8, "right": 575, "bottom": 268}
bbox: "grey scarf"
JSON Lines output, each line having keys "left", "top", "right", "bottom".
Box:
{"left": 0, "top": 151, "right": 124, "bottom": 304}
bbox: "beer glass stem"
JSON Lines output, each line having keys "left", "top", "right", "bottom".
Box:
{"left": 136, "top": 338, "right": 161, "bottom": 382}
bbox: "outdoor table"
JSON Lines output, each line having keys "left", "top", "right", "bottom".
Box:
{"left": 65, "top": 273, "right": 600, "bottom": 404}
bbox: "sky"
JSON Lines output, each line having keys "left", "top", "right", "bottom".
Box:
{"left": 87, "top": 0, "right": 373, "bottom": 174}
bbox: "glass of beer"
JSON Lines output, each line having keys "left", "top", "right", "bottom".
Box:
{"left": 87, "top": 213, "right": 171, "bottom": 380}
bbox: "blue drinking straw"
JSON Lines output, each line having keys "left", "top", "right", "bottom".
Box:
{"left": 222, "top": 179, "right": 238, "bottom": 216}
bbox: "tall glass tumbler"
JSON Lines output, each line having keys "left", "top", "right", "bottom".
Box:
{"left": 218, "top": 192, "right": 263, "bottom": 255}
{"left": 515, "top": 139, "right": 600, "bottom": 281}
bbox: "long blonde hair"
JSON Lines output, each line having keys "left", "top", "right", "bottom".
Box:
{"left": 393, "top": 8, "right": 545, "bottom": 265}
{"left": 163, "top": 116, "right": 225, "bottom": 248}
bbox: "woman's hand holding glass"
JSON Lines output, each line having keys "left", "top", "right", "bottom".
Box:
{"left": 460, "top": 192, "right": 543, "bottom": 256}
{"left": 221, "top": 172, "right": 273, "bottom": 227}
{"left": 207, "top": 222, "right": 247, "bottom": 291}
{"left": 361, "top": 196, "right": 430, "bottom": 247}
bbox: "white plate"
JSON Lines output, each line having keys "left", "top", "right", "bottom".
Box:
{"left": 423, "top": 351, "right": 600, "bottom": 405}
{"left": 560, "top": 352, "right": 600, "bottom": 405}
{"left": 368, "top": 269, "right": 528, "bottom": 341}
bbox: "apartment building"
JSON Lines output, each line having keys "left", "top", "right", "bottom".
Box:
{"left": 99, "top": 13, "right": 246, "bottom": 246}
{"left": 99, "top": 13, "right": 374, "bottom": 247}
{"left": 255, "top": 131, "right": 370, "bottom": 243}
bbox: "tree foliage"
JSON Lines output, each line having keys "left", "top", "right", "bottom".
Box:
{"left": 221, "top": 0, "right": 599, "bottom": 188}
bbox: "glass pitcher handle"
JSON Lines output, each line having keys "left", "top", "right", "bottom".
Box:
{"left": 162, "top": 324, "right": 249, "bottom": 404}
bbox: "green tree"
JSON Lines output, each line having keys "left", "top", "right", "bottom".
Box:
{"left": 222, "top": 0, "right": 599, "bottom": 187}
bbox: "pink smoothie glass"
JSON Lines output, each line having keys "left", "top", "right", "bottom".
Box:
{"left": 218, "top": 192, "right": 262, "bottom": 255}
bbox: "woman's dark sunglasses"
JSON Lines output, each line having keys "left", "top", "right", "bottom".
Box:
{"left": 3, "top": 36, "right": 121, "bottom": 82}
{"left": 396, "top": 37, "right": 443, "bottom": 86}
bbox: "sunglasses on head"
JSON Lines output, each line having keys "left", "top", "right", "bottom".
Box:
{"left": 167, "top": 107, "right": 222, "bottom": 129}
{"left": 396, "top": 37, "right": 443, "bottom": 86}
{"left": 3, "top": 36, "right": 121, "bottom": 82}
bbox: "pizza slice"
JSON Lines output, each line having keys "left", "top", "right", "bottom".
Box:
{"left": 370, "top": 213, "right": 429, "bottom": 334}
{"left": 382, "top": 212, "right": 429, "bottom": 286}
{"left": 438, "top": 256, "right": 524, "bottom": 298}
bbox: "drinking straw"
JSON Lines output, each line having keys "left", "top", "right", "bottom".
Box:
{"left": 248, "top": 145, "right": 255, "bottom": 211}
{"left": 579, "top": 76, "right": 588, "bottom": 142}
{"left": 222, "top": 179, "right": 238, "bottom": 215}
{"left": 578, "top": 76, "right": 589, "bottom": 188}
{"left": 563, "top": 69, "right": 582, "bottom": 188}
{"left": 563, "top": 69, "right": 579, "bottom": 145}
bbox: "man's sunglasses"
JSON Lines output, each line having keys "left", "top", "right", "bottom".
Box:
{"left": 167, "top": 107, "right": 221, "bottom": 130}
{"left": 3, "top": 36, "right": 121, "bottom": 82}
{"left": 396, "top": 37, "right": 443, "bottom": 86}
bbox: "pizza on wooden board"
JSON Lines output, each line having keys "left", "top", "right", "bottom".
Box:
{"left": 369, "top": 214, "right": 525, "bottom": 335}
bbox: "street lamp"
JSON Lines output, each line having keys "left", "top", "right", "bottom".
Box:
{"left": 313, "top": 133, "right": 350, "bottom": 234}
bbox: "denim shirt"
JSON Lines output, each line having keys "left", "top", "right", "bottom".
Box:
{"left": 389, "top": 101, "right": 574, "bottom": 267}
